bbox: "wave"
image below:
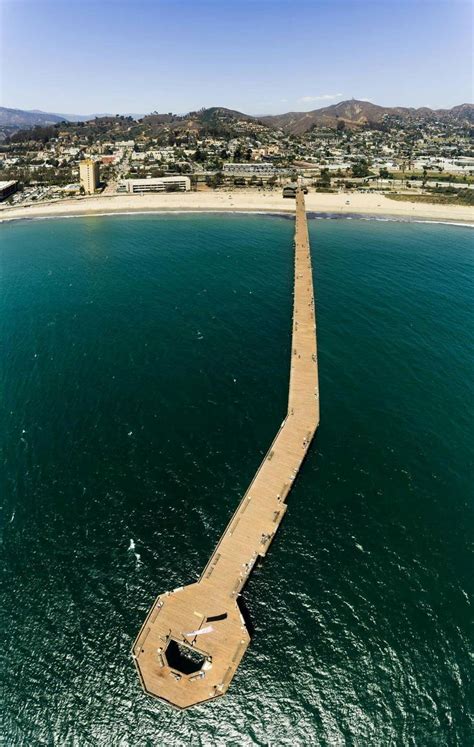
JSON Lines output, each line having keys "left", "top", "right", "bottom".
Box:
{"left": 306, "top": 211, "right": 474, "bottom": 228}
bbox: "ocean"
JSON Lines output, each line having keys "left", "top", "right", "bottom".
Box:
{"left": 1, "top": 213, "right": 472, "bottom": 745}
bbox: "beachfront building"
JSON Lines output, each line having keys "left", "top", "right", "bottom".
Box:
{"left": 0, "top": 180, "right": 19, "bottom": 201}
{"left": 282, "top": 183, "right": 307, "bottom": 198}
{"left": 117, "top": 176, "right": 191, "bottom": 194}
{"left": 79, "top": 159, "right": 100, "bottom": 194}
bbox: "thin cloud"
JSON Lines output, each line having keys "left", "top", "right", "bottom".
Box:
{"left": 298, "top": 93, "right": 343, "bottom": 103}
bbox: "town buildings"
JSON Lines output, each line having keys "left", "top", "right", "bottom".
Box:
{"left": 1, "top": 109, "right": 472, "bottom": 206}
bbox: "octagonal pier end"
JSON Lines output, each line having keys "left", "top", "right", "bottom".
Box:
{"left": 132, "top": 582, "right": 251, "bottom": 709}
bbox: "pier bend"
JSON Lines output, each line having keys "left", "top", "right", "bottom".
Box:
{"left": 132, "top": 189, "right": 320, "bottom": 709}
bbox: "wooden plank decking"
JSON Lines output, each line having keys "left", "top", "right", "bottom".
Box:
{"left": 132, "top": 189, "right": 319, "bottom": 709}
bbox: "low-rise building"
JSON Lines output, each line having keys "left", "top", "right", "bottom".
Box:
{"left": 283, "top": 184, "right": 297, "bottom": 198}
{"left": 117, "top": 176, "right": 191, "bottom": 193}
{"left": 0, "top": 180, "right": 19, "bottom": 201}
{"left": 223, "top": 162, "right": 280, "bottom": 176}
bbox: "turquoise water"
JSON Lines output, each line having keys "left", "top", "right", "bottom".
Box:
{"left": 1, "top": 213, "right": 472, "bottom": 745}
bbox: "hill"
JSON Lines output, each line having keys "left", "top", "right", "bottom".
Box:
{"left": 137, "top": 106, "right": 264, "bottom": 138}
{"left": 0, "top": 106, "right": 67, "bottom": 128}
{"left": 260, "top": 100, "right": 474, "bottom": 133}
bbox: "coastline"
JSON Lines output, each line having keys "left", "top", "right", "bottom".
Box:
{"left": 1, "top": 189, "right": 473, "bottom": 225}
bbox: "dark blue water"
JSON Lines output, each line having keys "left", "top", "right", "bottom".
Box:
{"left": 1, "top": 214, "right": 472, "bottom": 745}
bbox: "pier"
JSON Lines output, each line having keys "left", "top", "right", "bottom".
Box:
{"left": 132, "top": 189, "right": 320, "bottom": 709}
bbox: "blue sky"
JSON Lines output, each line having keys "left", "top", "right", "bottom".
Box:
{"left": 1, "top": 0, "right": 472, "bottom": 115}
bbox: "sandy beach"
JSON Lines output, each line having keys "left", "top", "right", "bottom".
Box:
{"left": 1, "top": 189, "right": 473, "bottom": 224}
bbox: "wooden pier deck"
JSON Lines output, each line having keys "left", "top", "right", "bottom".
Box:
{"left": 132, "top": 189, "right": 319, "bottom": 709}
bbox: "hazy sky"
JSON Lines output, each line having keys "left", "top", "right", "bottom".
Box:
{"left": 1, "top": 0, "right": 472, "bottom": 115}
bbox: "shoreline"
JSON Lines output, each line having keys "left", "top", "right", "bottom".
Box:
{"left": 1, "top": 189, "right": 473, "bottom": 226}
{"left": 3, "top": 208, "right": 473, "bottom": 231}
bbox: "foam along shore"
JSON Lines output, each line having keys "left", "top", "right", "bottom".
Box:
{"left": 1, "top": 189, "right": 473, "bottom": 224}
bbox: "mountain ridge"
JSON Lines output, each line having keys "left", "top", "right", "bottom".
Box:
{"left": 259, "top": 99, "right": 474, "bottom": 133}
{"left": 1, "top": 100, "right": 472, "bottom": 134}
